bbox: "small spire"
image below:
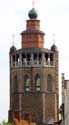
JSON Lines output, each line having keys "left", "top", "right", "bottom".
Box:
{"left": 52, "top": 33, "right": 55, "bottom": 45}
{"left": 32, "top": 0, "right": 35, "bottom": 8}
{"left": 12, "top": 34, "right": 15, "bottom": 46}
{"left": 51, "top": 34, "right": 58, "bottom": 51}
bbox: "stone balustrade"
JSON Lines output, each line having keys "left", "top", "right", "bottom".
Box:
{"left": 10, "top": 53, "right": 55, "bottom": 68}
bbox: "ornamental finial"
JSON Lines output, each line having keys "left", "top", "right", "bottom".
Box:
{"left": 12, "top": 34, "right": 15, "bottom": 46}
{"left": 32, "top": 0, "right": 35, "bottom": 8}
{"left": 53, "top": 33, "right": 55, "bottom": 45}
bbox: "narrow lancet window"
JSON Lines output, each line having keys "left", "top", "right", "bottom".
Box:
{"left": 13, "top": 75, "right": 18, "bottom": 92}
{"left": 24, "top": 75, "right": 30, "bottom": 92}
{"left": 47, "top": 74, "right": 52, "bottom": 92}
{"left": 35, "top": 74, "right": 40, "bottom": 92}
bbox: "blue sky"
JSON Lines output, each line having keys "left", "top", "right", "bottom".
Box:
{"left": 0, "top": 0, "right": 69, "bottom": 122}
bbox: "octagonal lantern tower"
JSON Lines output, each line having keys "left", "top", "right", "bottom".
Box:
{"left": 8, "top": 8, "right": 59, "bottom": 124}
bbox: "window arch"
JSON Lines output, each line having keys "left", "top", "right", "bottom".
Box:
{"left": 24, "top": 75, "right": 30, "bottom": 92}
{"left": 13, "top": 75, "right": 18, "bottom": 92}
{"left": 47, "top": 74, "right": 52, "bottom": 92}
{"left": 35, "top": 74, "right": 40, "bottom": 92}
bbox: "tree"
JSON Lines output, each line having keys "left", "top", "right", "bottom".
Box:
{"left": 0, "top": 121, "right": 12, "bottom": 125}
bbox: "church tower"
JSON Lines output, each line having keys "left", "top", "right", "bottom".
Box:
{"left": 8, "top": 7, "right": 59, "bottom": 124}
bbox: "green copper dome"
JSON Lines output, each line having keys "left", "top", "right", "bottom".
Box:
{"left": 28, "top": 8, "right": 38, "bottom": 19}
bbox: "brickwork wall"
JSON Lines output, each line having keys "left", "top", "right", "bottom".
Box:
{"left": 45, "top": 93, "right": 55, "bottom": 121}
{"left": 21, "top": 19, "right": 44, "bottom": 48}
{"left": 9, "top": 64, "right": 59, "bottom": 122}
{"left": 21, "top": 33, "right": 44, "bottom": 48}
{"left": 21, "top": 94, "right": 43, "bottom": 121}
{"left": 12, "top": 94, "right": 19, "bottom": 110}
{"left": 26, "top": 20, "right": 40, "bottom": 30}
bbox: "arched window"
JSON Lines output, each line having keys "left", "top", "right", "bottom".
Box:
{"left": 47, "top": 74, "right": 52, "bottom": 92}
{"left": 35, "top": 74, "right": 40, "bottom": 92}
{"left": 24, "top": 75, "right": 30, "bottom": 92}
{"left": 13, "top": 75, "right": 18, "bottom": 92}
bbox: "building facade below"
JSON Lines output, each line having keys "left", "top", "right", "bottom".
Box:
{"left": 61, "top": 73, "right": 69, "bottom": 125}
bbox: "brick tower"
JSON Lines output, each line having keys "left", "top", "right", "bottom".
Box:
{"left": 8, "top": 8, "right": 59, "bottom": 124}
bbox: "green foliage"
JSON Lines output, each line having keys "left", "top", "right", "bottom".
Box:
{"left": 0, "top": 121, "right": 12, "bottom": 125}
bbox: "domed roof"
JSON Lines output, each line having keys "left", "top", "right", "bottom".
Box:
{"left": 51, "top": 44, "right": 58, "bottom": 51}
{"left": 28, "top": 8, "right": 38, "bottom": 19}
{"left": 10, "top": 45, "right": 16, "bottom": 53}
